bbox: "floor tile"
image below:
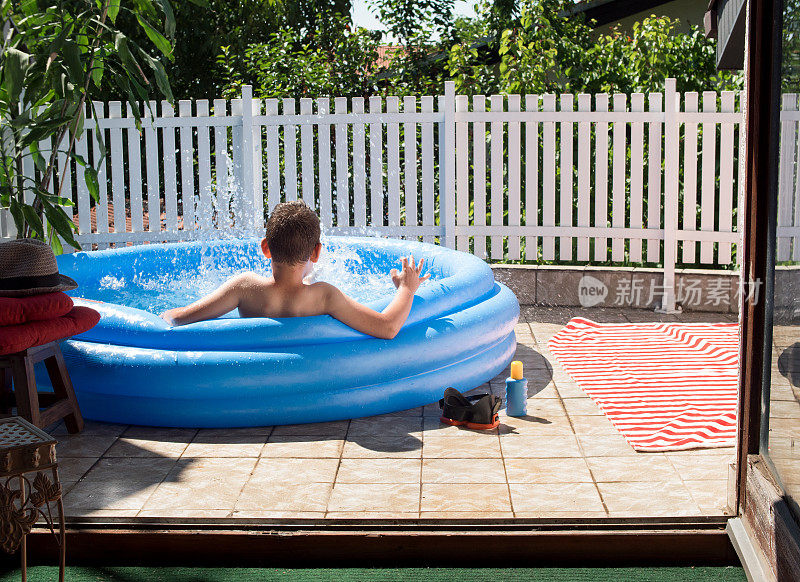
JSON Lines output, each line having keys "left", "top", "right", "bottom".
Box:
{"left": 327, "top": 483, "right": 420, "bottom": 512}
{"left": 576, "top": 435, "right": 638, "bottom": 457}
{"left": 76, "top": 457, "right": 177, "bottom": 485}
{"left": 597, "top": 481, "right": 699, "bottom": 515}
{"left": 767, "top": 400, "right": 800, "bottom": 418}
{"left": 419, "top": 511, "right": 515, "bottom": 519}
{"left": 121, "top": 427, "right": 197, "bottom": 441}
{"left": 379, "top": 407, "right": 424, "bottom": 417}
{"left": 500, "top": 435, "right": 581, "bottom": 458}
{"left": 423, "top": 436, "right": 501, "bottom": 459}
{"left": 195, "top": 427, "right": 273, "bottom": 438}
{"left": 52, "top": 421, "right": 127, "bottom": 437}
{"left": 104, "top": 437, "right": 191, "bottom": 458}
{"left": 325, "top": 512, "right": 419, "bottom": 519}
{"left": 160, "top": 457, "right": 257, "bottom": 481}
{"left": 683, "top": 480, "right": 731, "bottom": 515}
{"left": 142, "top": 458, "right": 258, "bottom": 511}
{"left": 504, "top": 457, "right": 593, "bottom": 483}
{"left": 509, "top": 483, "right": 605, "bottom": 513}
{"left": 514, "top": 398, "right": 567, "bottom": 417}
{"left": 182, "top": 435, "right": 267, "bottom": 458}
{"left": 336, "top": 458, "right": 420, "bottom": 483}
{"left": 498, "top": 417, "right": 573, "bottom": 436}
{"left": 422, "top": 402, "right": 443, "bottom": 417}
{"left": 270, "top": 421, "right": 349, "bottom": 437}
{"left": 65, "top": 509, "right": 140, "bottom": 518}
{"left": 231, "top": 511, "right": 326, "bottom": 519}
{"left": 421, "top": 458, "right": 507, "bottom": 484}
{"left": 56, "top": 435, "right": 117, "bottom": 458}
{"left": 137, "top": 509, "right": 233, "bottom": 519}
{"left": 342, "top": 436, "right": 422, "bottom": 458}
{"left": 422, "top": 416, "right": 497, "bottom": 436}
{"left": 349, "top": 416, "right": 423, "bottom": 437}
{"left": 141, "top": 483, "right": 243, "bottom": 512}
{"left": 236, "top": 482, "right": 333, "bottom": 512}
{"left": 555, "top": 383, "right": 588, "bottom": 399}
{"left": 667, "top": 454, "right": 733, "bottom": 481}
{"left": 524, "top": 384, "right": 560, "bottom": 399}
{"left": 568, "top": 415, "right": 620, "bottom": 436}
{"left": 64, "top": 482, "right": 160, "bottom": 512}
{"left": 587, "top": 456, "right": 682, "bottom": 482}
{"left": 561, "top": 398, "right": 604, "bottom": 416}
{"left": 262, "top": 437, "right": 344, "bottom": 458}
{"left": 422, "top": 419, "right": 499, "bottom": 436}
{"left": 420, "top": 483, "right": 511, "bottom": 512}
{"left": 247, "top": 457, "right": 339, "bottom": 484}
{"left": 513, "top": 511, "right": 609, "bottom": 519}
{"left": 56, "top": 457, "right": 98, "bottom": 482}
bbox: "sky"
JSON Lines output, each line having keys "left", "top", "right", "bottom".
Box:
{"left": 351, "top": 0, "right": 479, "bottom": 42}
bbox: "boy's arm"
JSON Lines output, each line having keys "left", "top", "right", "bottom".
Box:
{"left": 324, "top": 257, "right": 429, "bottom": 340}
{"left": 160, "top": 275, "right": 244, "bottom": 326}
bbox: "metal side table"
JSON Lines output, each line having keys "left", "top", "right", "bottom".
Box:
{"left": 0, "top": 417, "right": 65, "bottom": 582}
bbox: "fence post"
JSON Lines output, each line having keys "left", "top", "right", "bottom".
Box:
{"left": 660, "top": 78, "right": 680, "bottom": 313}
{"left": 240, "top": 85, "right": 257, "bottom": 231}
{"left": 441, "top": 81, "right": 456, "bottom": 248}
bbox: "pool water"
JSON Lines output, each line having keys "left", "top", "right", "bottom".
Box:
{"left": 77, "top": 239, "right": 402, "bottom": 314}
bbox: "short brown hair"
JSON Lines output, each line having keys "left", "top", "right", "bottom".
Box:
{"left": 264, "top": 201, "right": 321, "bottom": 264}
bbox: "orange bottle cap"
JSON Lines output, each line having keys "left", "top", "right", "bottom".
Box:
{"left": 510, "top": 360, "right": 523, "bottom": 380}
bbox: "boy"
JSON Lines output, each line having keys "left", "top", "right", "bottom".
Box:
{"left": 160, "top": 201, "right": 429, "bottom": 339}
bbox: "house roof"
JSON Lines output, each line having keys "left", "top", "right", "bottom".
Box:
{"left": 375, "top": 45, "right": 404, "bottom": 69}
{"left": 568, "top": 0, "right": 679, "bottom": 27}
{"left": 703, "top": 0, "right": 746, "bottom": 70}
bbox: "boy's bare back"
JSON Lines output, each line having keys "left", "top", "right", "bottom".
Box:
{"left": 229, "top": 273, "right": 331, "bottom": 319}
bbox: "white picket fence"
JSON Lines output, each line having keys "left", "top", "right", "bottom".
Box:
{"left": 777, "top": 93, "right": 800, "bottom": 262}
{"left": 0, "top": 79, "right": 754, "bottom": 310}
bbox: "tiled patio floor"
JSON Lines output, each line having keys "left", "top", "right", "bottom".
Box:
{"left": 51, "top": 307, "right": 737, "bottom": 522}
{"left": 767, "top": 311, "right": 800, "bottom": 504}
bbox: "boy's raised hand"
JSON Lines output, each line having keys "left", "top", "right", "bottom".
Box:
{"left": 390, "top": 255, "right": 430, "bottom": 293}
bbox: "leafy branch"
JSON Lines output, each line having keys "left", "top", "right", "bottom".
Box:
{"left": 0, "top": 0, "right": 204, "bottom": 252}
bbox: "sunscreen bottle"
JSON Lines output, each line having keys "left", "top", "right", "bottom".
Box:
{"left": 505, "top": 361, "right": 528, "bottom": 417}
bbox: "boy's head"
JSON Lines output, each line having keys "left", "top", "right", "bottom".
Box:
{"left": 263, "top": 200, "right": 321, "bottom": 265}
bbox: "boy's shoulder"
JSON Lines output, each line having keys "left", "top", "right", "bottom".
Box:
{"left": 307, "top": 280, "right": 338, "bottom": 294}
{"left": 230, "top": 271, "right": 273, "bottom": 289}
{"left": 305, "top": 280, "right": 343, "bottom": 302}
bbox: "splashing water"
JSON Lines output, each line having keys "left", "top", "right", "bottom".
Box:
{"left": 81, "top": 154, "right": 422, "bottom": 315}
{"left": 81, "top": 239, "right": 400, "bottom": 315}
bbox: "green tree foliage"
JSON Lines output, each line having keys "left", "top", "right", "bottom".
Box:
{"left": 782, "top": 0, "right": 800, "bottom": 92}
{"left": 0, "top": 0, "right": 179, "bottom": 250}
{"left": 101, "top": 0, "right": 353, "bottom": 100}
{"left": 218, "top": 0, "right": 740, "bottom": 100}
{"left": 217, "top": 12, "right": 381, "bottom": 99}
{"left": 448, "top": 0, "right": 741, "bottom": 97}
{"left": 368, "top": 0, "right": 452, "bottom": 43}
{"left": 163, "top": 0, "right": 284, "bottom": 100}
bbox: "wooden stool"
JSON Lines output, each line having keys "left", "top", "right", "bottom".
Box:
{"left": 0, "top": 342, "right": 84, "bottom": 434}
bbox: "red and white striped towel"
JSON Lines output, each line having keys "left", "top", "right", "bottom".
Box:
{"left": 547, "top": 318, "right": 739, "bottom": 452}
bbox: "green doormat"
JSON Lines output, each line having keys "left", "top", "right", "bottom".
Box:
{"left": 0, "top": 567, "right": 746, "bottom": 581}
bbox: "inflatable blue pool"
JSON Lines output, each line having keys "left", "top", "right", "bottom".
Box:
{"left": 55, "top": 237, "right": 519, "bottom": 427}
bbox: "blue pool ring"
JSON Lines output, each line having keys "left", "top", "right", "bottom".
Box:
{"left": 54, "top": 237, "right": 519, "bottom": 427}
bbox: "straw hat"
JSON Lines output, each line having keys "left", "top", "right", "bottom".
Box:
{"left": 0, "top": 239, "right": 78, "bottom": 297}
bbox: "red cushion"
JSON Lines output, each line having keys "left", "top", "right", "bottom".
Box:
{"left": 0, "top": 306, "right": 100, "bottom": 355}
{"left": 0, "top": 292, "right": 74, "bottom": 326}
